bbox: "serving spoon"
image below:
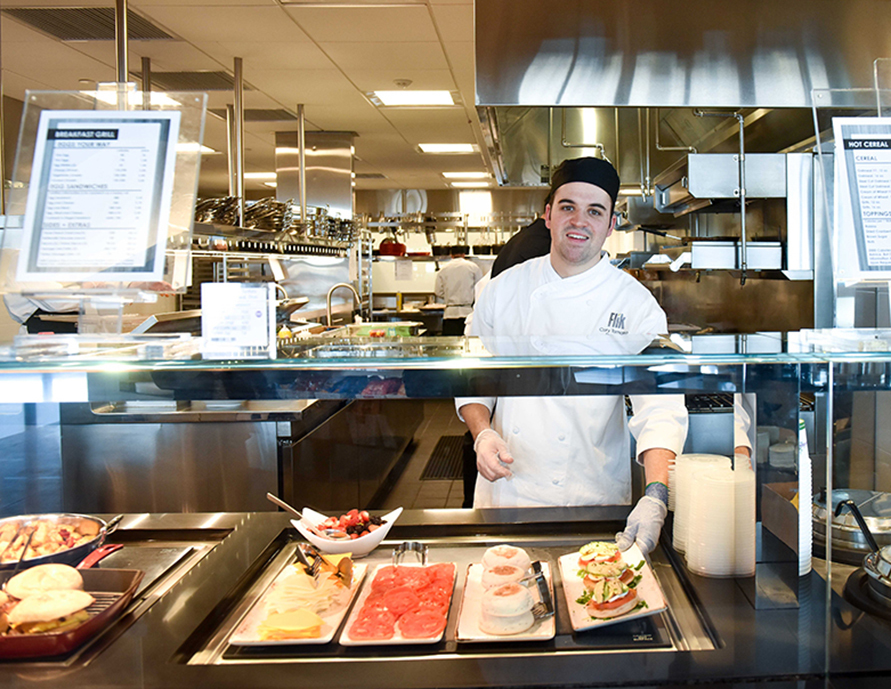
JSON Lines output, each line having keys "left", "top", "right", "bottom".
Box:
{"left": 265, "top": 493, "right": 349, "bottom": 539}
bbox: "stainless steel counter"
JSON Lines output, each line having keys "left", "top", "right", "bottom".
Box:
{"left": 0, "top": 509, "right": 888, "bottom": 688}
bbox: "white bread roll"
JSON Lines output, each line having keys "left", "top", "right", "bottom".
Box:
{"left": 481, "top": 582, "right": 534, "bottom": 617}
{"left": 481, "top": 545, "right": 532, "bottom": 573}
{"left": 479, "top": 609, "right": 535, "bottom": 636}
{"left": 6, "top": 564, "right": 84, "bottom": 600}
{"left": 8, "top": 590, "right": 94, "bottom": 626}
{"left": 480, "top": 564, "right": 526, "bottom": 590}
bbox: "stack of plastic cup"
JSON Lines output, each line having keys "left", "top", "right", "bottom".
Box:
{"left": 685, "top": 461, "right": 756, "bottom": 577}
{"left": 686, "top": 465, "right": 738, "bottom": 576}
{"left": 672, "top": 454, "right": 730, "bottom": 553}
{"left": 733, "top": 463, "right": 756, "bottom": 577}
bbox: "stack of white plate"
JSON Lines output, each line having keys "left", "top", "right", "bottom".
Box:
{"left": 672, "top": 454, "right": 730, "bottom": 553}
{"left": 769, "top": 442, "right": 796, "bottom": 469}
{"left": 685, "top": 462, "right": 756, "bottom": 577}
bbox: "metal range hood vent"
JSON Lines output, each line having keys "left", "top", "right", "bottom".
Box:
{"left": 475, "top": 0, "right": 891, "bottom": 108}
{"left": 142, "top": 72, "right": 250, "bottom": 92}
{"left": 2, "top": 7, "right": 174, "bottom": 41}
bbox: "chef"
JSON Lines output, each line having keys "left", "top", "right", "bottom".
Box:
{"left": 456, "top": 157, "right": 688, "bottom": 555}
{"left": 434, "top": 246, "right": 483, "bottom": 335}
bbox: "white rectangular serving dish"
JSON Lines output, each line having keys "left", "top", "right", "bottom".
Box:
{"left": 456, "top": 561, "right": 555, "bottom": 642}
{"left": 558, "top": 544, "right": 666, "bottom": 632}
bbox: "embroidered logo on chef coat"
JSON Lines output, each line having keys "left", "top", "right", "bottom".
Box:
{"left": 599, "top": 311, "right": 628, "bottom": 334}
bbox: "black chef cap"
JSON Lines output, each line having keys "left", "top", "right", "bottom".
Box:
{"left": 549, "top": 157, "right": 620, "bottom": 206}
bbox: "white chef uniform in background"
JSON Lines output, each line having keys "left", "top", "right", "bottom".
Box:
{"left": 434, "top": 255, "right": 482, "bottom": 320}
{"left": 456, "top": 253, "right": 688, "bottom": 508}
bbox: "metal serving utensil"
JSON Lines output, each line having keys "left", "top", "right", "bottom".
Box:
{"left": 265, "top": 493, "right": 347, "bottom": 539}
{"left": 392, "top": 541, "right": 427, "bottom": 565}
{"left": 530, "top": 561, "right": 555, "bottom": 620}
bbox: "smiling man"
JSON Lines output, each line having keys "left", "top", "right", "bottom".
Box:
{"left": 455, "top": 157, "right": 688, "bottom": 556}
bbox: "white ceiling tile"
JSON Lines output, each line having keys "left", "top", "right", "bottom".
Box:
{"left": 343, "top": 69, "right": 455, "bottom": 92}
{"left": 443, "top": 41, "right": 476, "bottom": 102}
{"left": 140, "top": 6, "right": 309, "bottom": 43}
{"left": 128, "top": 42, "right": 222, "bottom": 71}
{"left": 320, "top": 42, "right": 448, "bottom": 70}
{"left": 284, "top": 6, "right": 436, "bottom": 43}
{"left": 246, "top": 69, "right": 357, "bottom": 105}
{"left": 198, "top": 41, "right": 333, "bottom": 71}
{"left": 430, "top": 4, "right": 472, "bottom": 42}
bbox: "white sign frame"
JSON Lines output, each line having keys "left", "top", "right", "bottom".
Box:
{"left": 832, "top": 116, "right": 891, "bottom": 280}
{"left": 17, "top": 109, "right": 181, "bottom": 282}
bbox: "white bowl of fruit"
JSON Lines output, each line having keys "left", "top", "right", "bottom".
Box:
{"left": 292, "top": 506, "right": 402, "bottom": 558}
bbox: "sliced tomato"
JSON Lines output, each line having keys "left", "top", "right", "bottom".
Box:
{"left": 426, "top": 563, "right": 455, "bottom": 582}
{"left": 587, "top": 590, "right": 637, "bottom": 614}
{"left": 371, "top": 565, "right": 398, "bottom": 590}
{"left": 349, "top": 609, "right": 397, "bottom": 640}
{"left": 381, "top": 585, "right": 421, "bottom": 617}
{"left": 394, "top": 566, "right": 431, "bottom": 589}
{"left": 416, "top": 582, "right": 451, "bottom": 605}
{"left": 397, "top": 609, "right": 447, "bottom": 639}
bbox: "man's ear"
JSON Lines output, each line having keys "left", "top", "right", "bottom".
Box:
{"left": 607, "top": 211, "right": 617, "bottom": 237}
{"left": 544, "top": 204, "right": 552, "bottom": 229}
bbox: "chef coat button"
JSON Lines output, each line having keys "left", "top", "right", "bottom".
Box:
{"left": 558, "top": 434, "right": 566, "bottom": 441}
{"left": 512, "top": 427, "right": 519, "bottom": 434}
{"left": 552, "top": 479, "right": 560, "bottom": 486}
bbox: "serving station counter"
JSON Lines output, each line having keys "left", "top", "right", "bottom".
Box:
{"left": 1, "top": 330, "right": 891, "bottom": 685}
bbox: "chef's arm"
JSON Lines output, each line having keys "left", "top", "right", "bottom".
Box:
{"left": 640, "top": 447, "right": 672, "bottom": 489}
{"left": 458, "top": 402, "right": 494, "bottom": 440}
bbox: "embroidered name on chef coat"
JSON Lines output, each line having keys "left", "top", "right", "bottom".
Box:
{"left": 600, "top": 311, "right": 628, "bottom": 334}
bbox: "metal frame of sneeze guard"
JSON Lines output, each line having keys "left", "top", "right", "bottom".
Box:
{"left": 0, "top": 84, "right": 206, "bottom": 335}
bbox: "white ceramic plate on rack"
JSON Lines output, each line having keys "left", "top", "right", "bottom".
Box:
{"left": 558, "top": 545, "right": 666, "bottom": 632}
{"left": 456, "top": 561, "right": 555, "bottom": 642}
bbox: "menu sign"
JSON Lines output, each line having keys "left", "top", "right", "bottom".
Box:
{"left": 833, "top": 117, "right": 891, "bottom": 274}
{"left": 201, "top": 282, "right": 276, "bottom": 359}
{"left": 17, "top": 110, "right": 180, "bottom": 282}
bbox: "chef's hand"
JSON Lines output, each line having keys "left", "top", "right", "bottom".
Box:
{"left": 615, "top": 482, "right": 668, "bottom": 556}
{"left": 474, "top": 428, "right": 513, "bottom": 482}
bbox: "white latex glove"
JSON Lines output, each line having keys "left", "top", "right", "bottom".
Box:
{"left": 474, "top": 428, "right": 514, "bottom": 482}
{"left": 615, "top": 483, "right": 668, "bottom": 555}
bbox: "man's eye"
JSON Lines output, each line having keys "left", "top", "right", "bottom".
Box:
{"left": 588, "top": 208, "right": 601, "bottom": 217}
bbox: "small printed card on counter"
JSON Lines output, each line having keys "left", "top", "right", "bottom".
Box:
{"left": 201, "top": 282, "right": 276, "bottom": 359}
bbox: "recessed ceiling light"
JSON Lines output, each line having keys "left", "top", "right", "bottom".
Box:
{"left": 419, "top": 143, "right": 477, "bottom": 154}
{"left": 245, "top": 172, "right": 277, "bottom": 180}
{"left": 442, "top": 172, "right": 489, "bottom": 179}
{"left": 450, "top": 181, "right": 491, "bottom": 188}
{"left": 372, "top": 90, "right": 454, "bottom": 106}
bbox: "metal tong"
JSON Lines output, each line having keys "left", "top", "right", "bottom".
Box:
{"left": 529, "top": 561, "right": 555, "bottom": 620}
{"left": 392, "top": 541, "right": 427, "bottom": 565}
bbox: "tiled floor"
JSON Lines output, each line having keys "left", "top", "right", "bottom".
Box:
{"left": 380, "top": 399, "right": 471, "bottom": 511}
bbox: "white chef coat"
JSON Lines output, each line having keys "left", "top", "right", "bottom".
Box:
{"left": 435, "top": 257, "right": 482, "bottom": 319}
{"left": 457, "top": 254, "right": 688, "bottom": 508}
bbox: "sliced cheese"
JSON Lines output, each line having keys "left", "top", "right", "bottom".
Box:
{"left": 257, "top": 609, "right": 324, "bottom": 640}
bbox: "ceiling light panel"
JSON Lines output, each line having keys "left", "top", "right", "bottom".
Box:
{"left": 372, "top": 90, "right": 454, "bottom": 106}
{"left": 419, "top": 143, "right": 477, "bottom": 154}
{"left": 442, "top": 172, "right": 489, "bottom": 179}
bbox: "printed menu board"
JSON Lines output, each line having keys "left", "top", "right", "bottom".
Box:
{"left": 17, "top": 110, "right": 180, "bottom": 282}
{"left": 833, "top": 117, "right": 891, "bottom": 276}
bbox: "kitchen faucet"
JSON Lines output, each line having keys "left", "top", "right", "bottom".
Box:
{"left": 326, "top": 282, "right": 361, "bottom": 326}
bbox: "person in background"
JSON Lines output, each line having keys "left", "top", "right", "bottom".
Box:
{"left": 456, "top": 156, "right": 688, "bottom": 556}
{"left": 435, "top": 246, "right": 482, "bottom": 336}
{"left": 490, "top": 193, "right": 552, "bottom": 279}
